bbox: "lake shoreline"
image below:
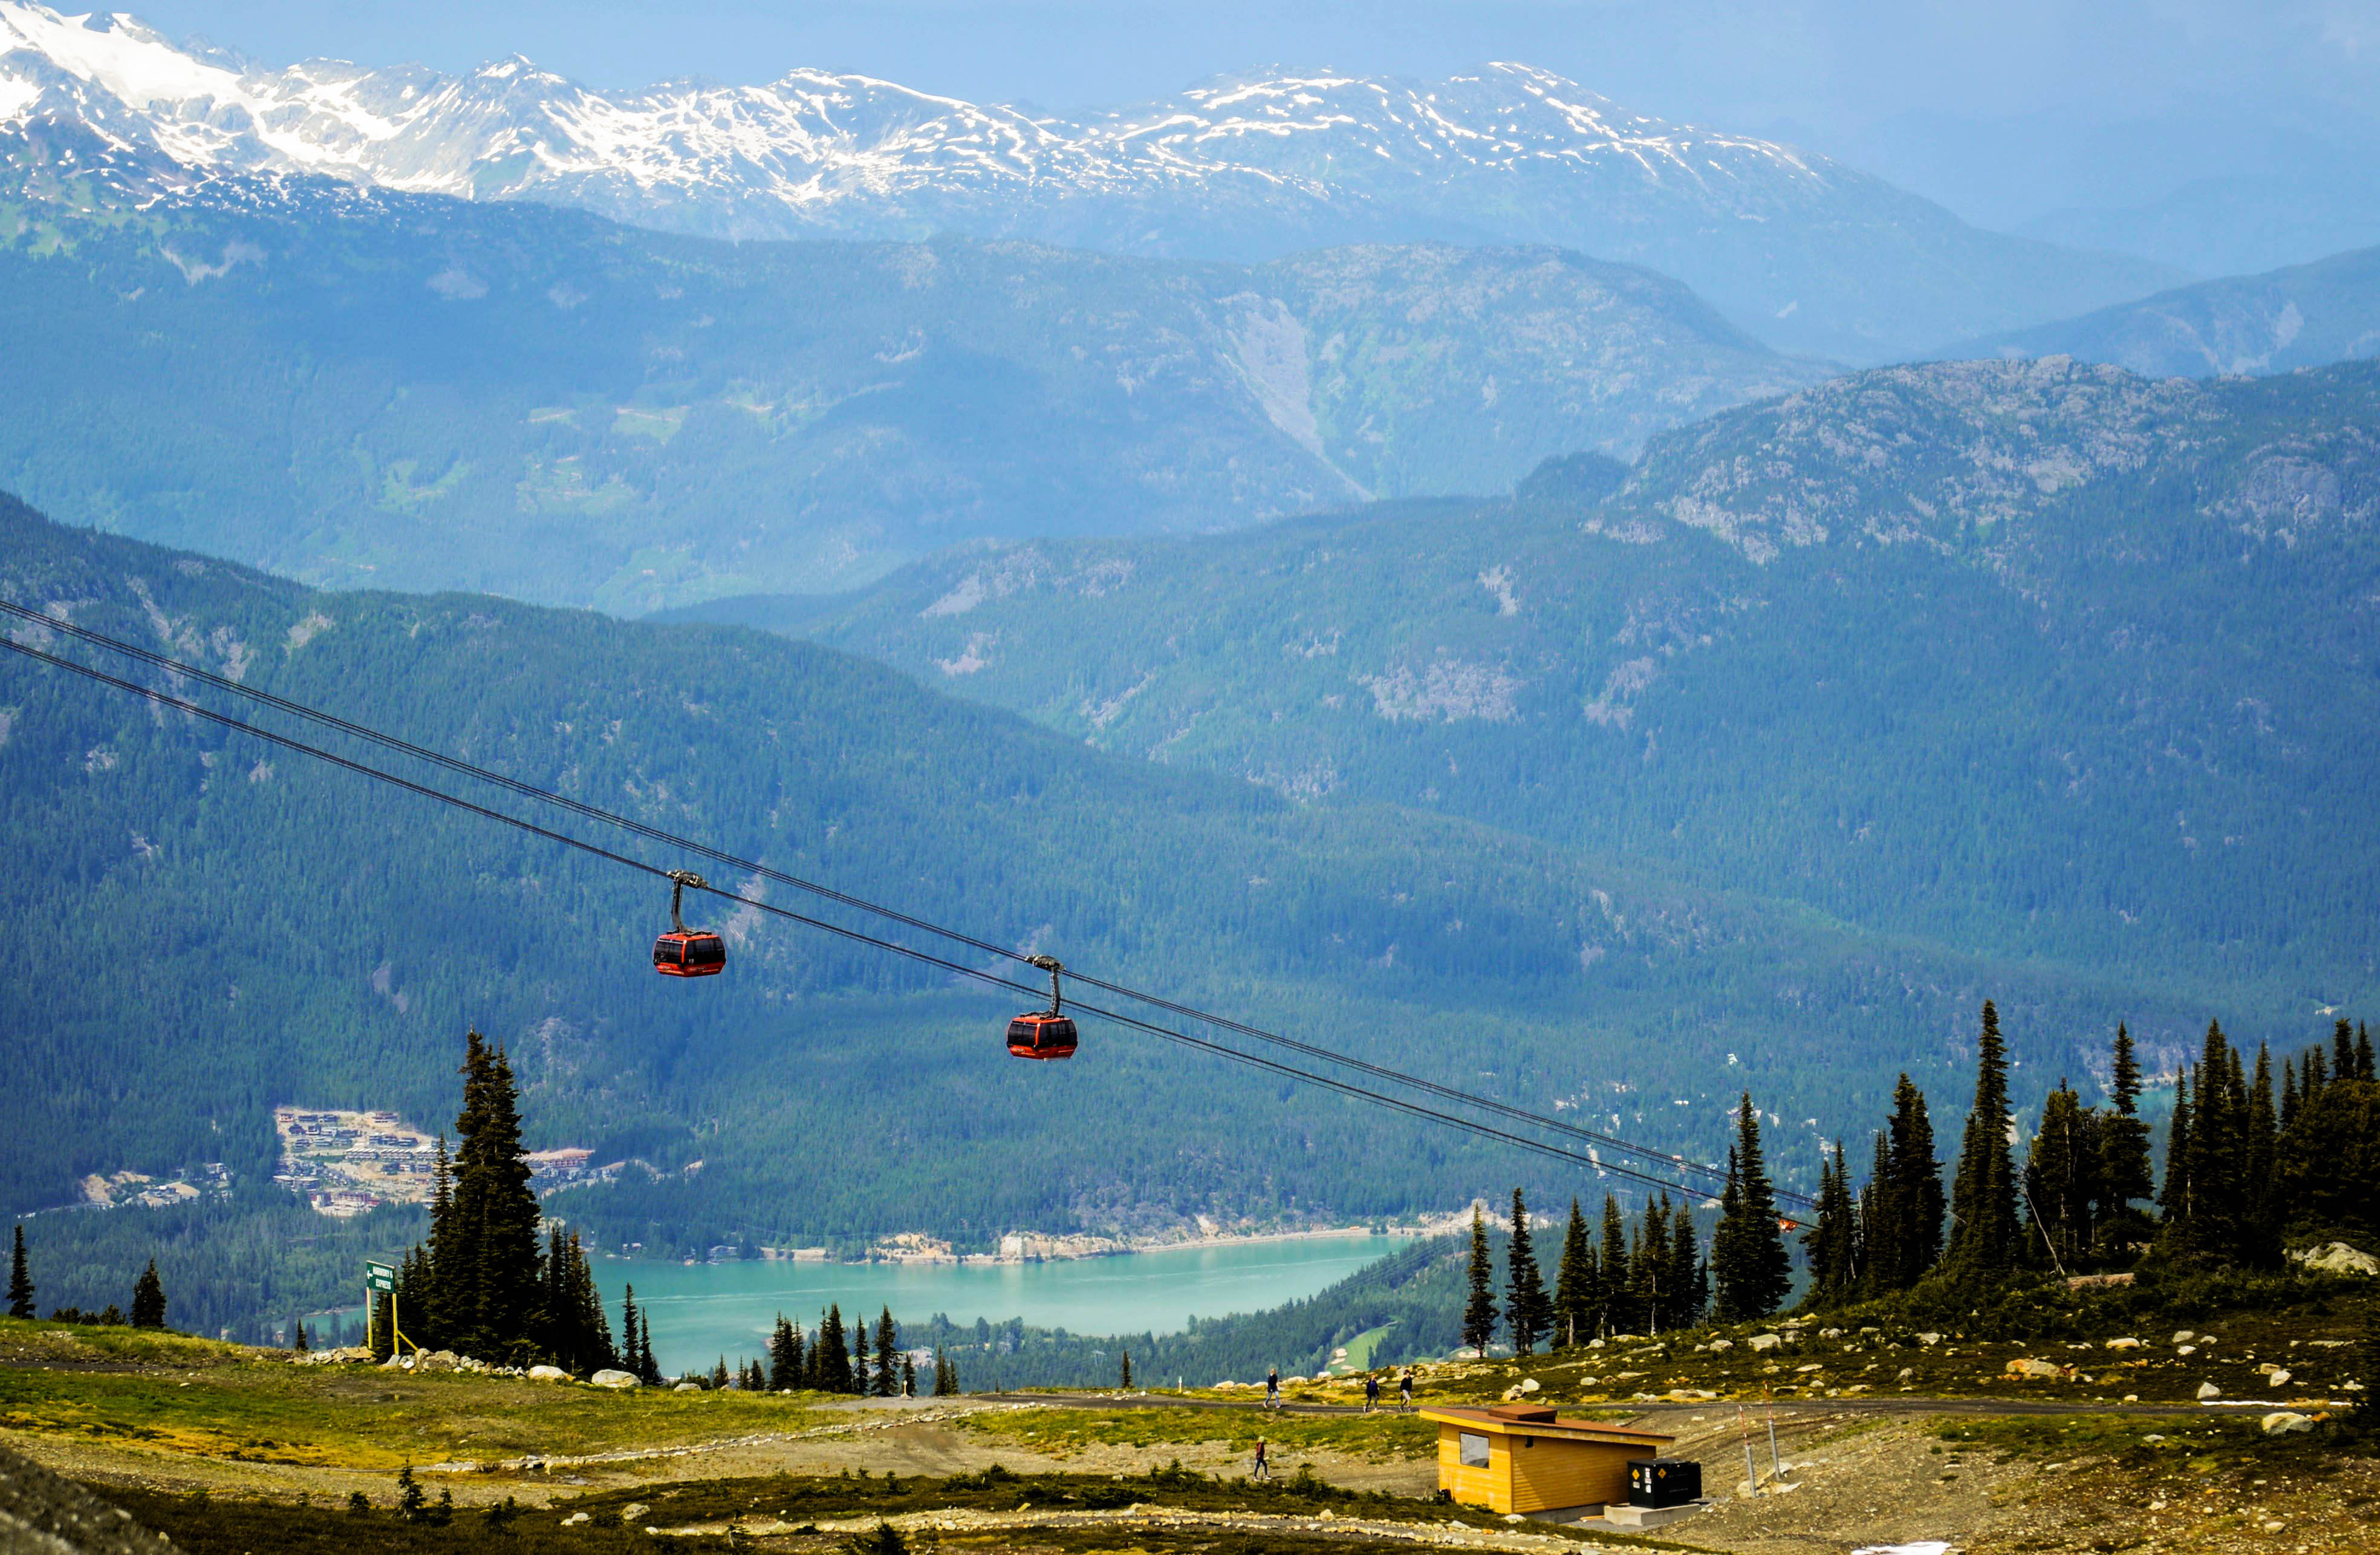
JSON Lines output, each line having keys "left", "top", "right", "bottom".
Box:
{"left": 701, "top": 1210, "right": 1471, "bottom": 1269}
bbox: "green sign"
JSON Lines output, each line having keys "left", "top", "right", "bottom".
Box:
{"left": 365, "top": 1261, "right": 395, "bottom": 1294}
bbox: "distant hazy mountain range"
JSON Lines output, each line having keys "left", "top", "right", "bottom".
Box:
{"left": 1957, "top": 245, "right": 2380, "bottom": 379}
{"left": 0, "top": 178, "right": 1824, "bottom": 608}
{"left": 0, "top": 1, "right": 2177, "bottom": 360}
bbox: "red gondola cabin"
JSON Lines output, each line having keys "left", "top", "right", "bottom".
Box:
{"left": 1007, "top": 1012, "right": 1078, "bottom": 1060}
{"left": 654, "top": 931, "right": 726, "bottom": 977}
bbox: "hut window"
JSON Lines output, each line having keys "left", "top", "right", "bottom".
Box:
{"left": 1458, "top": 1432, "right": 1491, "bottom": 1468}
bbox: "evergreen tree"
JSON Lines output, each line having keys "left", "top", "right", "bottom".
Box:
{"left": 1670, "top": 1205, "right": 1706, "bottom": 1328}
{"left": 710, "top": 1356, "right": 730, "bottom": 1389}
{"left": 2275, "top": 1031, "right": 2380, "bottom": 1244}
{"left": 2358, "top": 1023, "right": 2375, "bottom": 1081}
{"left": 1119, "top": 1349, "right": 1131, "bottom": 1389}
{"left": 639, "top": 1312, "right": 660, "bottom": 1385}
{"left": 853, "top": 1316, "right": 871, "bottom": 1397}
{"left": 1945, "top": 1002, "right": 2020, "bottom": 1277}
{"left": 421, "top": 1135, "right": 454, "bottom": 1345}
{"left": 8, "top": 1225, "right": 33, "bottom": 1320}
{"left": 446, "top": 1036, "right": 544, "bottom": 1360}
{"left": 873, "top": 1307, "right": 899, "bottom": 1398}
{"left": 129, "top": 1259, "right": 166, "bottom": 1329}
{"left": 1711, "top": 1097, "right": 1792, "bottom": 1321}
{"left": 2243, "top": 1043, "right": 2280, "bottom": 1265}
{"left": 1460, "top": 1205, "right": 1498, "bottom": 1356}
{"left": 2097, "top": 1025, "right": 2156, "bottom": 1259}
{"left": 1868, "top": 1076, "right": 1945, "bottom": 1292}
{"left": 1504, "top": 1189, "right": 1551, "bottom": 1355}
{"left": 2338, "top": 1020, "right": 2361, "bottom": 1084}
{"left": 2023, "top": 1081, "right": 2099, "bottom": 1272}
{"left": 1628, "top": 1195, "right": 1671, "bottom": 1334}
{"left": 2161, "top": 1068, "right": 2194, "bottom": 1224}
{"left": 1550, "top": 1198, "right": 1596, "bottom": 1349}
{"left": 1597, "top": 1195, "right": 1633, "bottom": 1335}
{"left": 1803, "top": 1143, "right": 1858, "bottom": 1309}
{"left": 816, "top": 1305, "right": 852, "bottom": 1392}
{"left": 620, "top": 1286, "right": 642, "bottom": 1375}
{"left": 902, "top": 1355, "right": 917, "bottom": 1395}
{"left": 397, "top": 1466, "right": 424, "bottom": 1524}
{"left": 769, "top": 1314, "right": 801, "bottom": 1391}
{"left": 292, "top": 1314, "right": 309, "bottom": 1352}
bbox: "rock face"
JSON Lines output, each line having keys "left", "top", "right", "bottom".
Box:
{"left": 589, "top": 1369, "right": 639, "bottom": 1389}
{"left": 0, "top": 1443, "right": 180, "bottom": 1553}
{"left": 2289, "top": 1242, "right": 2379, "bottom": 1276}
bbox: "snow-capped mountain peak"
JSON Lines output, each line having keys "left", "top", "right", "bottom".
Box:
{"left": 0, "top": 0, "right": 2179, "bottom": 360}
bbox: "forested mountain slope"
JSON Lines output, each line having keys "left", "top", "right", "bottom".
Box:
{"left": 744, "top": 358, "right": 2380, "bottom": 1005}
{"left": 0, "top": 4, "right": 2176, "bottom": 359}
{"left": 1956, "top": 245, "right": 2380, "bottom": 378}
{"left": 0, "top": 158, "right": 1824, "bottom": 610}
{"left": 0, "top": 497, "right": 2260, "bottom": 1265}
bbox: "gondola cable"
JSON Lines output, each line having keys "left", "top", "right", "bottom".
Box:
{"left": 0, "top": 611, "right": 1814, "bottom": 1209}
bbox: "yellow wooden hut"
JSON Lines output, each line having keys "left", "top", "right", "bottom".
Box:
{"left": 1417, "top": 1403, "right": 1675, "bottom": 1517}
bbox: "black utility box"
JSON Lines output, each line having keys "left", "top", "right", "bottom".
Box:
{"left": 1627, "top": 1458, "right": 1701, "bottom": 1507}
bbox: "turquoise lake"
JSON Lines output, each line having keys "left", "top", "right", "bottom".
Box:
{"left": 598, "top": 1234, "right": 1414, "bottom": 1377}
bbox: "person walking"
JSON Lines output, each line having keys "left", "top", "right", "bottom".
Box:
{"left": 1364, "top": 1374, "right": 1380, "bottom": 1413}
{"left": 1265, "top": 1368, "right": 1280, "bottom": 1410}
{"left": 1398, "top": 1369, "right": 1414, "bottom": 1409}
{"left": 1252, "top": 1437, "right": 1271, "bottom": 1481}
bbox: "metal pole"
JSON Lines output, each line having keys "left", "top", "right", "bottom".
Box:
{"left": 1738, "top": 1405, "right": 1758, "bottom": 1497}
{"left": 1764, "top": 1389, "right": 1783, "bottom": 1481}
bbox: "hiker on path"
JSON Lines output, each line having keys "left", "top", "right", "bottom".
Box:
{"left": 1266, "top": 1368, "right": 1280, "bottom": 1409}
{"left": 1398, "top": 1369, "right": 1414, "bottom": 1408}
{"left": 1364, "top": 1374, "right": 1380, "bottom": 1412}
{"left": 1252, "top": 1438, "right": 1271, "bottom": 1481}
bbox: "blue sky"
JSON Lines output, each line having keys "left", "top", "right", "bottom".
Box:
{"left": 116, "top": 0, "right": 2380, "bottom": 228}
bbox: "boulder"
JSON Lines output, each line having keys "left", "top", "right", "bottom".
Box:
{"left": 415, "top": 1350, "right": 460, "bottom": 1372}
{"left": 2104, "top": 1337, "right": 2142, "bottom": 1351}
{"left": 2267, "top": 1369, "right": 2293, "bottom": 1387}
{"left": 1707, "top": 1338, "right": 1735, "bottom": 1352}
{"left": 1747, "top": 1334, "right": 1783, "bottom": 1352}
{"left": 1518, "top": 1378, "right": 1541, "bottom": 1394}
{"left": 527, "top": 1364, "right": 570, "bottom": 1383}
{"left": 589, "top": 1369, "right": 640, "bottom": 1389}
{"left": 673, "top": 1381, "right": 703, "bottom": 1392}
{"left": 2197, "top": 1382, "right": 2222, "bottom": 1400}
{"left": 2006, "top": 1358, "right": 2064, "bottom": 1380}
{"left": 2177, "top": 1345, "right": 2199, "bottom": 1357}
{"left": 2261, "top": 1412, "right": 2314, "bottom": 1435}
{"left": 1916, "top": 1332, "right": 1943, "bottom": 1346}
{"left": 1819, "top": 1328, "right": 1843, "bottom": 1340}
{"left": 2289, "top": 1242, "right": 2379, "bottom": 1276}
{"left": 2171, "top": 1330, "right": 2196, "bottom": 1345}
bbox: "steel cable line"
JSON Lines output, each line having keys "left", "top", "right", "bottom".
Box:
{"left": 1, "top": 633, "right": 1757, "bottom": 1205}
{"left": 1, "top": 603, "right": 1812, "bottom": 1209}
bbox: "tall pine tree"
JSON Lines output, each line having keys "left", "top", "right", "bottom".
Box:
{"left": 1505, "top": 1190, "right": 1551, "bottom": 1355}
{"left": 1598, "top": 1195, "right": 1633, "bottom": 1335}
{"left": 2097, "top": 1025, "right": 2156, "bottom": 1259}
{"left": 873, "top": 1308, "right": 900, "bottom": 1398}
{"left": 2023, "top": 1081, "right": 2100, "bottom": 1272}
{"left": 1945, "top": 1002, "right": 2020, "bottom": 1277}
{"left": 1711, "top": 1097, "right": 1791, "bottom": 1321}
{"left": 1802, "top": 1143, "right": 1858, "bottom": 1309}
{"left": 1550, "top": 1198, "right": 1598, "bottom": 1349}
{"left": 8, "top": 1226, "right": 32, "bottom": 1320}
{"left": 1460, "top": 1205, "right": 1499, "bottom": 1356}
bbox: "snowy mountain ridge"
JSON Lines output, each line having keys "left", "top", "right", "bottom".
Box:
{"left": 0, "top": 2, "right": 2177, "bottom": 359}
{"left": 0, "top": 2, "right": 1810, "bottom": 212}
